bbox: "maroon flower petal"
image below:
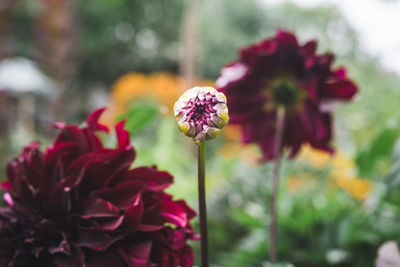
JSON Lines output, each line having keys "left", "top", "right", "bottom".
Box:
{"left": 97, "top": 216, "right": 126, "bottom": 231}
{"left": 87, "top": 107, "right": 109, "bottom": 133}
{"left": 93, "top": 180, "right": 144, "bottom": 209}
{"left": 276, "top": 29, "right": 298, "bottom": 46}
{"left": 85, "top": 250, "right": 124, "bottom": 267}
{"left": 48, "top": 175, "right": 78, "bottom": 214}
{"left": 115, "top": 120, "right": 131, "bottom": 150}
{"left": 174, "top": 200, "right": 197, "bottom": 220}
{"left": 78, "top": 198, "right": 119, "bottom": 219}
{"left": 138, "top": 211, "right": 166, "bottom": 232}
{"left": 119, "top": 241, "right": 153, "bottom": 267}
{"left": 216, "top": 62, "right": 249, "bottom": 89}
{"left": 44, "top": 141, "right": 76, "bottom": 164}
{"left": 0, "top": 181, "right": 11, "bottom": 190}
{"left": 154, "top": 227, "right": 188, "bottom": 250}
{"left": 54, "top": 246, "right": 85, "bottom": 267}
{"left": 126, "top": 167, "right": 173, "bottom": 192}
{"left": 321, "top": 79, "right": 358, "bottom": 100}
{"left": 71, "top": 149, "right": 136, "bottom": 190}
{"left": 157, "top": 200, "right": 188, "bottom": 227}
{"left": 123, "top": 200, "right": 144, "bottom": 233}
{"left": 178, "top": 245, "right": 195, "bottom": 267}
{"left": 150, "top": 243, "right": 180, "bottom": 267}
{"left": 302, "top": 40, "right": 317, "bottom": 58}
{"left": 75, "top": 227, "right": 124, "bottom": 251}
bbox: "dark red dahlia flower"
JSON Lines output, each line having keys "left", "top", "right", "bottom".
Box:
{"left": 0, "top": 108, "right": 197, "bottom": 267}
{"left": 216, "top": 29, "right": 358, "bottom": 161}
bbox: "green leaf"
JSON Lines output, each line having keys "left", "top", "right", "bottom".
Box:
{"left": 230, "top": 205, "right": 264, "bottom": 229}
{"left": 117, "top": 101, "right": 159, "bottom": 135}
{"left": 384, "top": 161, "right": 400, "bottom": 205}
{"left": 355, "top": 120, "right": 400, "bottom": 177}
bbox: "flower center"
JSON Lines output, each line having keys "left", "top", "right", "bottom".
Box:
{"left": 271, "top": 82, "right": 299, "bottom": 107}
{"left": 187, "top": 97, "right": 216, "bottom": 125}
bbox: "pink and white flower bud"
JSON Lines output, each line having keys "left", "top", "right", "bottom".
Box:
{"left": 174, "top": 86, "right": 229, "bottom": 145}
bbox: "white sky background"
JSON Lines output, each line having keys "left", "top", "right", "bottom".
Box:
{"left": 260, "top": 0, "right": 400, "bottom": 75}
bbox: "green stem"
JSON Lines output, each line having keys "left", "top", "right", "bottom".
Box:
{"left": 269, "top": 107, "right": 286, "bottom": 265}
{"left": 198, "top": 142, "right": 208, "bottom": 267}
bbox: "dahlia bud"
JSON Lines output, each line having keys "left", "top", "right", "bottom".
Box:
{"left": 174, "top": 86, "right": 229, "bottom": 145}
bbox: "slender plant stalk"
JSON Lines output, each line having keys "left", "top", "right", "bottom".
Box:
{"left": 198, "top": 142, "right": 209, "bottom": 267}
{"left": 269, "top": 107, "right": 286, "bottom": 264}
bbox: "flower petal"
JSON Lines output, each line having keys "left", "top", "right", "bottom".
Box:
{"left": 123, "top": 199, "right": 144, "bottom": 233}
{"left": 87, "top": 107, "right": 109, "bottom": 133}
{"left": 321, "top": 79, "right": 358, "bottom": 100}
{"left": 157, "top": 200, "right": 188, "bottom": 227}
{"left": 115, "top": 120, "right": 131, "bottom": 150}
{"left": 93, "top": 180, "right": 144, "bottom": 209}
{"left": 126, "top": 167, "right": 173, "bottom": 192}
{"left": 78, "top": 197, "right": 119, "bottom": 218}
{"left": 118, "top": 240, "right": 153, "bottom": 267}
{"left": 85, "top": 250, "right": 124, "bottom": 267}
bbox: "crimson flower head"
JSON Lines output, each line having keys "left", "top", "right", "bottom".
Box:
{"left": 217, "top": 29, "right": 358, "bottom": 161}
{"left": 0, "top": 108, "right": 197, "bottom": 267}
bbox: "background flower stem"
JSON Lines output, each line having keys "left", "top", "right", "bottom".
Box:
{"left": 198, "top": 142, "right": 209, "bottom": 267}
{"left": 269, "top": 107, "right": 286, "bottom": 264}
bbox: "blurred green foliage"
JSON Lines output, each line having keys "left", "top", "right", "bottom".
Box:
{"left": 76, "top": 0, "right": 184, "bottom": 84}
{"left": 117, "top": 101, "right": 159, "bottom": 135}
{"left": 356, "top": 118, "right": 400, "bottom": 178}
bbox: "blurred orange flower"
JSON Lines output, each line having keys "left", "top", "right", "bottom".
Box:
{"left": 218, "top": 142, "right": 260, "bottom": 166}
{"left": 335, "top": 177, "right": 372, "bottom": 201}
{"left": 100, "top": 72, "right": 215, "bottom": 126}
{"left": 297, "top": 145, "right": 332, "bottom": 169}
{"left": 287, "top": 177, "right": 311, "bottom": 194}
{"left": 222, "top": 124, "right": 243, "bottom": 141}
{"left": 112, "top": 73, "right": 148, "bottom": 105}
{"left": 289, "top": 145, "right": 373, "bottom": 201}
{"left": 218, "top": 123, "right": 261, "bottom": 165}
{"left": 148, "top": 72, "right": 183, "bottom": 115}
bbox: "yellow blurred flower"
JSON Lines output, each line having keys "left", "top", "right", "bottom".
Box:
{"left": 289, "top": 145, "right": 373, "bottom": 200}
{"left": 287, "top": 177, "right": 307, "bottom": 194}
{"left": 148, "top": 72, "right": 182, "bottom": 115}
{"left": 222, "top": 124, "right": 243, "bottom": 141}
{"left": 335, "top": 177, "right": 372, "bottom": 201}
{"left": 218, "top": 142, "right": 260, "bottom": 166}
{"left": 297, "top": 144, "right": 332, "bottom": 169}
{"left": 111, "top": 73, "right": 148, "bottom": 106}
{"left": 217, "top": 124, "right": 262, "bottom": 165}
{"left": 100, "top": 72, "right": 214, "bottom": 127}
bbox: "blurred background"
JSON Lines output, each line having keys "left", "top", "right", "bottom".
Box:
{"left": 1, "top": 0, "right": 400, "bottom": 266}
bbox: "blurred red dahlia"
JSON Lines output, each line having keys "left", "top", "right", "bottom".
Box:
{"left": 0, "top": 108, "right": 197, "bottom": 267}
{"left": 217, "top": 30, "right": 358, "bottom": 161}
